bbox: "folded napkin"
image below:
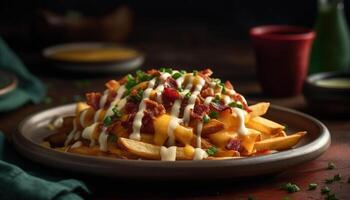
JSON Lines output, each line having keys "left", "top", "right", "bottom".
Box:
{"left": 0, "top": 37, "right": 45, "bottom": 112}
{"left": 0, "top": 133, "right": 90, "bottom": 200}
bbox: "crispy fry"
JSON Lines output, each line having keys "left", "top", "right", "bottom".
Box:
{"left": 254, "top": 131, "right": 306, "bottom": 151}
{"left": 241, "top": 129, "right": 261, "bottom": 155}
{"left": 202, "top": 119, "right": 225, "bottom": 136}
{"left": 246, "top": 116, "right": 285, "bottom": 135}
{"left": 209, "top": 131, "right": 237, "bottom": 148}
{"left": 248, "top": 102, "right": 270, "bottom": 119}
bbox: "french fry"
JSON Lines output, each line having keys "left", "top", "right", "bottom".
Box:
{"left": 248, "top": 102, "right": 270, "bottom": 119}
{"left": 209, "top": 131, "right": 237, "bottom": 148}
{"left": 215, "top": 149, "right": 240, "bottom": 157}
{"left": 241, "top": 128, "right": 261, "bottom": 155}
{"left": 119, "top": 137, "right": 192, "bottom": 160}
{"left": 246, "top": 116, "right": 285, "bottom": 135}
{"left": 201, "top": 119, "right": 224, "bottom": 136}
{"left": 174, "top": 126, "right": 193, "bottom": 144}
{"left": 254, "top": 131, "right": 306, "bottom": 151}
{"left": 76, "top": 102, "right": 89, "bottom": 116}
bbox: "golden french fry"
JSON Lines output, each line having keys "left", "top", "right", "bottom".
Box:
{"left": 119, "top": 137, "right": 192, "bottom": 160}
{"left": 241, "top": 128, "right": 261, "bottom": 155}
{"left": 248, "top": 102, "right": 270, "bottom": 119}
{"left": 215, "top": 149, "right": 240, "bottom": 157}
{"left": 76, "top": 102, "right": 89, "bottom": 116}
{"left": 201, "top": 119, "right": 225, "bottom": 136}
{"left": 68, "top": 145, "right": 101, "bottom": 156}
{"left": 209, "top": 131, "right": 237, "bottom": 148}
{"left": 254, "top": 131, "right": 306, "bottom": 151}
{"left": 246, "top": 116, "right": 285, "bottom": 135}
{"left": 174, "top": 125, "right": 193, "bottom": 145}
{"left": 140, "top": 134, "right": 154, "bottom": 144}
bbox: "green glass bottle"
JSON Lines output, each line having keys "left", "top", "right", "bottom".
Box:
{"left": 309, "top": 0, "right": 350, "bottom": 74}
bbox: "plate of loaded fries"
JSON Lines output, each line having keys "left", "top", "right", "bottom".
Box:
{"left": 13, "top": 68, "right": 330, "bottom": 180}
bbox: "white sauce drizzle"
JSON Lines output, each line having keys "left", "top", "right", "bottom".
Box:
{"left": 93, "top": 109, "right": 103, "bottom": 122}
{"left": 193, "top": 148, "right": 208, "bottom": 160}
{"left": 183, "top": 77, "right": 205, "bottom": 125}
{"left": 105, "top": 85, "right": 126, "bottom": 118}
{"left": 71, "top": 141, "right": 82, "bottom": 149}
{"left": 130, "top": 78, "right": 157, "bottom": 140}
{"left": 223, "top": 95, "right": 232, "bottom": 105}
{"left": 64, "top": 120, "right": 77, "bottom": 146}
{"left": 231, "top": 107, "right": 248, "bottom": 136}
{"left": 226, "top": 89, "right": 237, "bottom": 96}
{"left": 160, "top": 146, "right": 177, "bottom": 161}
{"left": 99, "top": 89, "right": 109, "bottom": 108}
{"left": 98, "top": 127, "right": 109, "bottom": 152}
{"left": 82, "top": 122, "right": 99, "bottom": 147}
{"left": 155, "top": 72, "right": 171, "bottom": 103}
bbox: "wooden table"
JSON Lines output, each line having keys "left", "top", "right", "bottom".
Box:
{"left": 0, "top": 41, "right": 349, "bottom": 200}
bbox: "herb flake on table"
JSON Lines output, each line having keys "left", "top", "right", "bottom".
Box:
{"left": 327, "top": 162, "right": 336, "bottom": 170}
{"left": 321, "top": 186, "right": 330, "bottom": 194}
{"left": 281, "top": 182, "right": 300, "bottom": 193}
{"left": 308, "top": 183, "right": 318, "bottom": 190}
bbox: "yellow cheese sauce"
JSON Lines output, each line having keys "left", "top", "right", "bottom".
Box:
{"left": 315, "top": 78, "right": 350, "bottom": 89}
{"left": 49, "top": 47, "right": 139, "bottom": 62}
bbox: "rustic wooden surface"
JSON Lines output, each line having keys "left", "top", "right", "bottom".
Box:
{"left": 0, "top": 41, "right": 349, "bottom": 200}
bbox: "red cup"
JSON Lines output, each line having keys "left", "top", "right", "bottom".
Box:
{"left": 250, "top": 25, "right": 315, "bottom": 97}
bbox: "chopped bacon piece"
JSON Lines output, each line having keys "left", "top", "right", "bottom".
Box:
{"left": 164, "top": 77, "right": 178, "bottom": 89}
{"left": 198, "top": 69, "right": 213, "bottom": 77}
{"left": 86, "top": 92, "right": 101, "bottom": 110}
{"left": 144, "top": 99, "right": 166, "bottom": 117}
{"left": 210, "top": 102, "right": 230, "bottom": 112}
{"left": 191, "top": 104, "right": 209, "bottom": 119}
{"left": 146, "top": 69, "right": 161, "bottom": 76}
{"left": 224, "top": 81, "right": 233, "bottom": 90}
{"left": 233, "top": 94, "right": 252, "bottom": 113}
{"left": 124, "top": 101, "right": 139, "bottom": 114}
{"left": 200, "top": 87, "right": 214, "bottom": 98}
{"left": 105, "top": 80, "right": 120, "bottom": 91}
{"left": 226, "top": 139, "right": 241, "bottom": 151}
{"left": 104, "top": 90, "right": 117, "bottom": 109}
{"left": 162, "top": 87, "right": 180, "bottom": 103}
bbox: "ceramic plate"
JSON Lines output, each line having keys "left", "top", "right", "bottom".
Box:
{"left": 13, "top": 104, "right": 330, "bottom": 180}
{"left": 0, "top": 70, "right": 17, "bottom": 97}
{"left": 43, "top": 42, "right": 144, "bottom": 73}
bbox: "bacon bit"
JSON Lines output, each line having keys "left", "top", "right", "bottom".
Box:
{"left": 191, "top": 104, "right": 209, "bottom": 119}
{"left": 118, "top": 76, "right": 128, "bottom": 85}
{"left": 122, "top": 112, "right": 155, "bottom": 134}
{"left": 124, "top": 101, "right": 139, "bottom": 114}
{"left": 224, "top": 81, "right": 233, "bottom": 90}
{"left": 201, "top": 87, "right": 214, "bottom": 98}
{"left": 198, "top": 69, "right": 213, "bottom": 77}
{"left": 86, "top": 92, "right": 102, "bottom": 110}
{"left": 105, "top": 80, "right": 120, "bottom": 91}
{"left": 144, "top": 99, "right": 165, "bottom": 117}
{"left": 162, "top": 87, "right": 180, "bottom": 103}
{"left": 210, "top": 102, "right": 230, "bottom": 112}
{"left": 226, "top": 139, "right": 241, "bottom": 151}
{"left": 233, "top": 94, "right": 252, "bottom": 113}
{"left": 146, "top": 69, "right": 161, "bottom": 76}
{"left": 104, "top": 90, "right": 117, "bottom": 109}
{"left": 164, "top": 77, "right": 178, "bottom": 88}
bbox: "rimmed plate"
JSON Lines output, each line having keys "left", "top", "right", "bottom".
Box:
{"left": 43, "top": 42, "right": 144, "bottom": 73}
{"left": 0, "top": 70, "right": 17, "bottom": 97}
{"left": 13, "top": 104, "right": 330, "bottom": 180}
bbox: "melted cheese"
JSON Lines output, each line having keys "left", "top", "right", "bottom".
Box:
{"left": 160, "top": 146, "right": 177, "bottom": 161}
{"left": 130, "top": 78, "right": 157, "bottom": 140}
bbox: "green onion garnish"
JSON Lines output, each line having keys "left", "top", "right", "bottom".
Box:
{"left": 103, "top": 116, "right": 113, "bottom": 126}
{"left": 112, "top": 107, "right": 122, "bottom": 118}
{"left": 212, "top": 95, "right": 221, "bottom": 103}
{"left": 172, "top": 72, "right": 182, "bottom": 80}
{"left": 209, "top": 111, "right": 219, "bottom": 119}
{"left": 203, "top": 115, "right": 210, "bottom": 124}
{"left": 177, "top": 87, "right": 184, "bottom": 92}
{"left": 180, "top": 70, "right": 187, "bottom": 74}
{"left": 308, "top": 183, "right": 317, "bottom": 190}
{"left": 136, "top": 70, "right": 152, "bottom": 82}
{"left": 184, "top": 92, "right": 192, "bottom": 99}
{"left": 193, "top": 70, "right": 198, "bottom": 76}
{"left": 321, "top": 186, "right": 330, "bottom": 194}
{"left": 228, "top": 102, "right": 243, "bottom": 109}
{"left": 160, "top": 67, "right": 172, "bottom": 73}
{"left": 206, "top": 146, "right": 217, "bottom": 156}
{"left": 281, "top": 183, "right": 300, "bottom": 193}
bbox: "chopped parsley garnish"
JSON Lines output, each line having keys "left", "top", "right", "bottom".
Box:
{"left": 160, "top": 67, "right": 173, "bottom": 74}
{"left": 218, "top": 82, "right": 226, "bottom": 93}
{"left": 136, "top": 70, "right": 152, "bottom": 82}
{"left": 308, "top": 183, "right": 318, "bottom": 190}
{"left": 209, "top": 111, "right": 219, "bottom": 119}
{"left": 108, "top": 135, "right": 118, "bottom": 143}
{"left": 193, "top": 70, "right": 198, "bottom": 76}
{"left": 327, "top": 162, "right": 336, "bottom": 170}
{"left": 281, "top": 183, "right": 300, "bottom": 193}
{"left": 228, "top": 102, "right": 243, "bottom": 109}
{"left": 203, "top": 115, "right": 210, "bottom": 123}
{"left": 321, "top": 186, "right": 330, "bottom": 194}
{"left": 212, "top": 95, "right": 221, "bottom": 103}
{"left": 177, "top": 87, "right": 184, "bottom": 92}
{"left": 130, "top": 89, "right": 144, "bottom": 102}
{"left": 172, "top": 72, "right": 182, "bottom": 80}
{"left": 206, "top": 146, "right": 217, "bottom": 156}
{"left": 333, "top": 174, "right": 341, "bottom": 181}
{"left": 125, "top": 74, "right": 137, "bottom": 90}
{"left": 112, "top": 107, "right": 123, "bottom": 119}
{"left": 103, "top": 116, "right": 113, "bottom": 126}
{"left": 184, "top": 92, "right": 192, "bottom": 99}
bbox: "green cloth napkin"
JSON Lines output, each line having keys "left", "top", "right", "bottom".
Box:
{"left": 0, "top": 132, "right": 90, "bottom": 200}
{"left": 0, "top": 37, "right": 45, "bottom": 112}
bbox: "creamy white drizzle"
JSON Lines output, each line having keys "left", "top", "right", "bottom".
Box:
{"left": 82, "top": 122, "right": 99, "bottom": 147}
{"left": 71, "top": 141, "right": 82, "bottom": 149}
{"left": 193, "top": 148, "right": 208, "bottom": 160}
{"left": 155, "top": 72, "right": 171, "bottom": 103}
{"left": 226, "top": 89, "right": 237, "bottom": 96}
{"left": 183, "top": 77, "right": 205, "bottom": 125}
{"left": 98, "top": 128, "right": 109, "bottom": 152}
{"left": 105, "top": 85, "right": 126, "bottom": 118}
{"left": 130, "top": 78, "right": 157, "bottom": 140}
{"left": 99, "top": 89, "right": 109, "bottom": 108}
{"left": 93, "top": 109, "right": 103, "bottom": 122}
{"left": 64, "top": 120, "right": 78, "bottom": 146}
{"left": 223, "top": 95, "right": 232, "bottom": 105}
{"left": 232, "top": 107, "right": 248, "bottom": 136}
{"left": 160, "top": 146, "right": 177, "bottom": 161}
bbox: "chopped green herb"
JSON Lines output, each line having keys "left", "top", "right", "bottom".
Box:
{"left": 321, "top": 186, "right": 330, "bottom": 194}
{"left": 283, "top": 124, "right": 288, "bottom": 131}
{"left": 333, "top": 174, "right": 341, "bottom": 181}
{"left": 44, "top": 96, "right": 52, "bottom": 105}
{"left": 325, "top": 178, "right": 334, "bottom": 184}
{"left": 212, "top": 78, "right": 221, "bottom": 84}
{"left": 112, "top": 107, "right": 122, "bottom": 118}
{"left": 281, "top": 183, "right": 300, "bottom": 193}
{"left": 125, "top": 74, "right": 137, "bottom": 90}
{"left": 206, "top": 146, "right": 217, "bottom": 156}
{"left": 172, "top": 72, "right": 182, "bottom": 80}
{"left": 193, "top": 70, "right": 198, "bottom": 76}
{"left": 177, "top": 87, "right": 184, "bottom": 92}
{"left": 136, "top": 70, "right": 152, "bottom": 82}
{"left": 218, "top": 83, "right": 226, "bottom": 93}
{"left": 308, "top": 183, "right": 318, "bottom": 190}
{"left": 103, "top": 116, "right": 113, "bottom": 126}
{"left": 209, "top": 111, "right": 219, "bottom": 119}
{"left": 184, "top": 92, "right": 192, "bottom": 99}
{"left": 130, "top": 90, "right": 144, "bottom": 102}
{"left": 160, "top": 67, "right": 172, "bottom": 73}
{"left": 212, "top": 94, "right": 221, "bottom": 103}
{"left": 325, "top": 193, "right": 338, "bottom": 200}
{"left": 203, "top": 115, "right": 210, "bottom": 124}
{"left": 108, "top": 135, "right": 118, "bottom": 143}
{"left": 228, "top": 102, "right": 243, "bottom": 109}
{"left": 327, "top": 162, "right": 336, "bottom": 170}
